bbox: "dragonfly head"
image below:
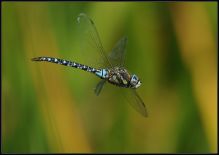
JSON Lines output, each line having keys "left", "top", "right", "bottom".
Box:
{"left": 130, "top": 74, "right": 141, "bottom": 89}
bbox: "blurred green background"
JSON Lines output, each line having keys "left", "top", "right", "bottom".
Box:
{"left": 2, "top": 2, "right": 217, "bottom": 153}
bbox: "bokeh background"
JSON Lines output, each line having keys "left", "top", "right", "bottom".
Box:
{"left": 2, "top": 2, "right": 217, "bottom": 153}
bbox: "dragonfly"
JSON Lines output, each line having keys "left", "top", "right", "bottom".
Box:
{"left": 32, "top": 13, "right": 148, "bottom": 117}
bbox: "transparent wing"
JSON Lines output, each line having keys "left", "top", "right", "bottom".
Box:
{"left": 94, "top": 79, "right": 106, "bottom": 96}
{"left": 108, "top": 36, "right": 127, "bottom": 67}
{"left": 125, "top": 89, "right": 148, "bottom": 117}
{"left": 77, "top": 13, "right": 112, "bottom": 68}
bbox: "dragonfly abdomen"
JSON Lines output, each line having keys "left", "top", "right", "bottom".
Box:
{"left": 31, "top": 56, "right": 98, "bottom": 74}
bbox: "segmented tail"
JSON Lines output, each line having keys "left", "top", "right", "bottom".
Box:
{"left": 31, "top": 56, "right": 98, "bottom": 74}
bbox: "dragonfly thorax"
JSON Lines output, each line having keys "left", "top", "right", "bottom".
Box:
{"left": 106, "top": 67, "right": 141, "bottom": 89}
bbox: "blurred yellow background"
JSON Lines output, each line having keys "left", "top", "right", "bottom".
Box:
{"left": 2, "top": 2, "right": 217, "bottom": 153}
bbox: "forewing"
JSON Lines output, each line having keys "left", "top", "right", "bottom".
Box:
{"left": 125, "top": 89, "right": 148, "bottom": 117}
{"left": 108, "top": 36, "right": 127, "bottom": 67}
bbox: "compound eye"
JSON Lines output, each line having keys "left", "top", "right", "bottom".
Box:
{"left": 131, "top": 75, "right": 138, "bottom": 84}
{"left": 132, "top": 75, "right": 138, "bottom": 81}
